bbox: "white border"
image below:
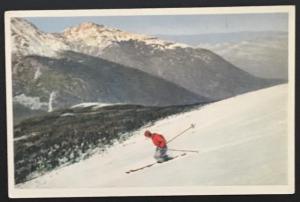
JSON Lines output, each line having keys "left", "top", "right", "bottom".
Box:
{"left": 287, "top": 5, "right": 295, "bottom": 194}
{"left": 4, "top": 5, "right": 294, "bottom": 17}
{"left": 5, "top": 5, "right": 295, "bottom": 198}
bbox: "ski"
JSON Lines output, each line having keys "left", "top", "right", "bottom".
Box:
{"left": 125, "top": 153, "right": 187, "bottom": 174}
{"left": 125, "top": 163, "right": 156, "bottom": 174}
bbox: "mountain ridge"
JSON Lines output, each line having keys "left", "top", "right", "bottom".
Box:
{"left": 12, "top": 51, "right": 207, "bottom": 123}
{"left": 11, "top": 17, "right": 283, "bottom": 122}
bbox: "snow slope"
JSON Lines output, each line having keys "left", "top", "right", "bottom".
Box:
{"left": 18, "top": 84, "right": 288, "bottom": 188}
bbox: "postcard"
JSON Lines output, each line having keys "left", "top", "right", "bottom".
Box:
{"left": 5, "top": 6, "right": 295, "bottom": 198}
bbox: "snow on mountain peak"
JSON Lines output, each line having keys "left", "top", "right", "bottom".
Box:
{"left": 11, "top": 18, "right": 40, "bottom": 33}
{"left": 11, "top": 18, "right": 190, "bottom": 58}
{"left": 62, "top": 21, "right": 189, "bottom": 51}
{"left": 11, "top": 18, "right": 69, "bottom": 57}
{"left": 64, "top": 21, "right": 148, "bottom": 41}
{"left": 63, "top": 22, "right": 106, "bottom": 36}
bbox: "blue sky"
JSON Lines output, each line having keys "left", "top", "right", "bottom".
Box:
{"left": 25, "top": 13, "right": 288, "bottom": 35}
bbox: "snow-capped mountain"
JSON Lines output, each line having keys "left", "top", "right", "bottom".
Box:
{"left": 63, "top": 22, "right": 189, "bottom": 55}
{"left": 16, "top": 84, "right": 288, "bottom": 191}
{"left": 11, "top": 18, "right": 188, "bottom": 58}
{"left": 11, "top": 18, "right": 282, "bottom": 122}
{"left": 11, "top": 18, "right": 68, "bottom": 57}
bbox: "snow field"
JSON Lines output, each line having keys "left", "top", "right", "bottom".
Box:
{"left": 18, "top": 84, "right": 288, "bottom": 188}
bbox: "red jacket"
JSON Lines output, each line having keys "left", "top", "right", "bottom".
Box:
{"left": 151, "top": 133, "right": 167, "bottom": 148}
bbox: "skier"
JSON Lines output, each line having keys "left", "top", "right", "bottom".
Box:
{"left": 144, "top": 130, "right": 172, "bottom": 163}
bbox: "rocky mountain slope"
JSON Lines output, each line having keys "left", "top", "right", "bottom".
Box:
{"left": 12, "top": 51, "right": 205, "bottom": 122}
{"left": 60, "top": 21, "right": 281, "bottom": 99}
{"left": 11, "top": 18, "right": 283, "bottom": 122}
{"left": 11, "top": 18, "right": 187, "bottom": 58}
{"left": 101, "top": 41, "right": 279, "bottom": 99}
{"left": 11, "top": 18, "right": 68, "bottom": 57}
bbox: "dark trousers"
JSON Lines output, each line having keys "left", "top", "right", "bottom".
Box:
{"left": 154, "top": 147, "right": 168, "bottom": 162}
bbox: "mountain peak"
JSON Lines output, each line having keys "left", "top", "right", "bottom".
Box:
{"left": 78, "top": 22, "right": 103, "bottom": 28}
{"left": 11, "top": 17, "right": 40, "bottom": 31}
{"left": 11, "top": 17, "right": 69, "bottom": 57}
{"left": 64, "top": 22, "right": 107, "bottom": 33}
{"left": 11, "top": 18, "right": 189, "bottom": 58}
{"left": 63, "top": 21, "right": 122, "bottom": 38}
{"left": 62, "top": 21, "right": 189, "bottom": 52}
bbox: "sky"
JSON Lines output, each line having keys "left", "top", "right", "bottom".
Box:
{"left": 25, "top": 13, "right": 288, "bottom": 36}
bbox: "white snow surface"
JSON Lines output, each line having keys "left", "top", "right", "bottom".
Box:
{"left": 11, "top": 18, "right": 69, "bottom": 57}
{"left": 48, "top": 91, "right": 57, "bottom": 112}
{"left": 18, "top": 84, "right": 288, "bottom": 188}
{"left": 33, "top": 67, "right": 42, "bottom": 80}
{"left": 13, "top": 94, "right": 48, "bottom": 110}
{"left": 71, "top": 102, "right": 122, "bottom": 109}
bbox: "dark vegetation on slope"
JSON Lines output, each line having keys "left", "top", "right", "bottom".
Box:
{"left": 12, "top": 51, "right": 206, "bottom": 116}
{"left": 14, "top": 103, "right": 207, "bottom": 184}
{"left": 13, "top": 103, "right": 47, "bottom": 125}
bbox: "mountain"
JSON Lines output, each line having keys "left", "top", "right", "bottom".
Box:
{"left": 61, "top": 22, "right": 281, "bottom": 100}
{"left": 11, "top": 18, "right": 282, "bottom": 121}
{"left": 11, "top": 18, "right": 188, "bottom": 58}
{"left": 157, "top": 32, "right": 288, "bottom": 80}
{"left": 11, "top": 18, "right": 68, "bottom": 57}
{"left": 17, "top": 84, "right": 288, "bottom": 190}
{"left": 62, "top": 22, "right": 189, "bottom": 56}
{"left": 199, "top": 32, "right": 288, "bottom": 80}
{"left": 156, "top": 31, "right": 286, "bottom": 46}
{"left": 100, "top": 41, "right": 280, "bottom": 100}
{"left": 12, "top": 51, "right": 205, "bottom": 121}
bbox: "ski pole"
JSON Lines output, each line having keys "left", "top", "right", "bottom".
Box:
{"left": 167, "top": 123, "right": 195, "bottom": 144}
{"left": 168, "top": 148, "right": 199, "bottom": 153}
